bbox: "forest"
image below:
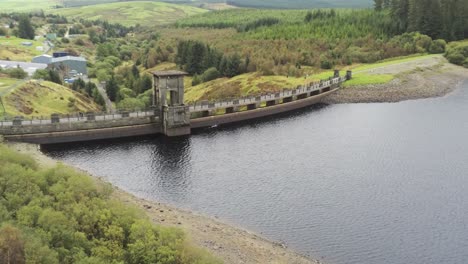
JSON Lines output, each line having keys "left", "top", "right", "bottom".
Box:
{"left": 0, "top": 143, "right": 220, "bottom": 264}
{"left": 378, "top": 0, "right": 468, "bottom": 41}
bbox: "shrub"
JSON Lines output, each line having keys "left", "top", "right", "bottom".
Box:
{"left": 61, "top": 37, "right": 70, "bottom": 43}
{"left": 429, "top": 39, "right": 446, "bottom": 54}
{"left": 463, "top": 58, "right": 468, "bottom": 68}
{"left": 201, "top": 67, "right": 221, "bottom": 82}
{"left": 446, "top": 51, "right": 465, "bottom": 65}
{"left": 192, "top": 74, "right": 202, "bottom": 86}
{"left": 7, "top": 68, "right": 28, "bottom": 79}
{"left": 320, "top": 58, "right": 333, "bottom": 69}
{"left": 117, "top": 98, "right": 145, "bottom": 110}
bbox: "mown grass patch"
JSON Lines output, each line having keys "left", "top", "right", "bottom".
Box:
{"left": 343, "top": 73, "right": 394, "bottom": 87}
{"left": 3, "top": 80, "right": 101, "bottom": 117}
{"left": 351, "top": 54, "right": 438, "bottom": 72}
{"left": 51, "top": 1, "right": 208, "bottom": 27}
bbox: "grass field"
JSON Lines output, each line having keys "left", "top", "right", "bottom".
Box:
{"left": 0, "top": 36, "right": 44, "bottom": 61}
{"left": 0, "top": 0, "right": 56, "bottom": 12}
{"left": 2, "top": 80, "right": 101, "bottom": 117}
{"left": 51, "top": 1, "right": 208, "bottom": 27}
{"left": 0, "top": 78, "right": 18, "bottom": 94}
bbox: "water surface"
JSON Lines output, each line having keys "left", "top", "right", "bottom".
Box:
{"left": 44, "top": 81, "right": 468, "bottom": 264}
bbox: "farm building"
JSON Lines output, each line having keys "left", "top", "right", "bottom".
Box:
{"left": 49, "top": 56, "right": 87, "bottom": 75}
{"left": 46, "top": 33, "right": 57, "bottom": 40}
{"left": 0, "top": 60, "right": 47, "bottom": 76}
{"left": 53, "top": 51, "right": 69, "bottom": 58}
{"left": 32, "top": 54, "right": 52, "bottom": 64}
{"left": 32, "top": 55, "right": 88, "bottom": 76}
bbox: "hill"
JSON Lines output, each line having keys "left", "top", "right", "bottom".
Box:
{"left": 50, "top": 1, "right": 208, "bottom": 26}
{"left": 2, "top": 80, "right": 101, "bottom": 117}
{"left": 166, "top": 0, "right": 373, "bottom": 9}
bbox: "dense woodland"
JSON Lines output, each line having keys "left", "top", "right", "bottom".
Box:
{"left": 377, "top": 0, "right": 468, "bottom": 40}
{"left": 0, "top": 144, "right": 220, "bottom": 264}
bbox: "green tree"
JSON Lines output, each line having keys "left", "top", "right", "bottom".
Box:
{"left": 105, "top": 77, "right": 119, "bottom": 102}
{"left": 0, "top": 224, "right": 25, "bottom": 264}
{"left": 17, "top": 15, "right": 35, "bottom": 40}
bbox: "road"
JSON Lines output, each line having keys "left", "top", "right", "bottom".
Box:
{"left": 96, "top": 82, "right": 116, "bottom": 113}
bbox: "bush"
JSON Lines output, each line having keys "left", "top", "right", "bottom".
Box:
{"left": 464, "top": 59, "right": 468, "bottom": 68}
{"left": 446, "top": 51, "right": 465, "bottom": 65}
{"left": 74, "top": 38, "right": 85, "bottom": 46}
{"left": 429, "top": 39, "right": 446, "bottom": 54}
{"left": 117, "top": 98, "right": 145, "bottom": 110}
{"left": 201, "top": 67, "right": 221, "bottom": 82}
{"left": 192, "top": 74, "right": 202, "bottom": 86}
{"left": 119, "top": 87, "right": 136, "bottom": 99}
{"left": 7, "top": 68, "right": 28, "bottom": 79}
{"left": 61, "top": 37, "right": 70, "bottom": 43}
{"left": 320, "top": 58, "right": 333, "bottom": 69}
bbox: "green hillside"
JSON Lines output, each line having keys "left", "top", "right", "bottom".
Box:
{"left": 2, "top": 80, "right": 102, "bottom": 117}
{"left": 50, "top": 1, "right": 208, "bottom": 26}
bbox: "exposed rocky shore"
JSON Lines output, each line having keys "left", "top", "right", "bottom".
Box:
{"left": 323, "top": 57, "right": 468, "bottom": 104}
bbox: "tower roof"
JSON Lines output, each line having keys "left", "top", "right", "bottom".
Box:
{"left": 151, "top": 70, "right": 188, "bottom": 77}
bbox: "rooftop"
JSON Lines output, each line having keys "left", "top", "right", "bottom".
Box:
{"left": 51, "top": 56, "right": 87, "bottom": 63}
{"left": 152, "top": 70, "right": 188, "bottom": 77}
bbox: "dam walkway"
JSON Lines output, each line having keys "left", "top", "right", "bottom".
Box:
{"left": 0, "top": 71, "right": 350, "bottom": 144}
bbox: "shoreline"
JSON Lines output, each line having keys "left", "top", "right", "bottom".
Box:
{"left": 8, "top": 142, "right": 318, "bottom": 264}
{"left": 323, "top": 58, "right": 468, "bottom": 104}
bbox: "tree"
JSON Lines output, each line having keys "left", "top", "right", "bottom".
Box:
{"left": 375, "top": 0, "right": 384, "bottom": 10}
{"left": 0, "top": 224, "right": 25, "bottom": 264}
{"left": 17, "top": 15, "right": 35, "bottom": 40}
{"left": 105, "top": 77, "right": 119, "bottom": 102}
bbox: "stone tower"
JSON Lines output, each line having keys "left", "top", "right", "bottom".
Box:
{"left": 152, "top": 71, "right": 190, "bottom": 137}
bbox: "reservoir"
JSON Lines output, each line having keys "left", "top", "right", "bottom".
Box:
{"left": 44, "top": 80, "right": 468, "bottom": 264}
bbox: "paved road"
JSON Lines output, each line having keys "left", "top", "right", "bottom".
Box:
{"left": 96, "top": 82, "right": 115, "bottom": 113}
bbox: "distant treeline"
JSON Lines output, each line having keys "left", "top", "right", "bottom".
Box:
{"left": 225, "top": 0, "right": 372, "bottom": 9}
{"left": 376, "top": 0, "right": 468, "bottom": 41}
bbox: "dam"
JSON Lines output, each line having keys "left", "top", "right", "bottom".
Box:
{"left": 0, "top": 70, "right": 351, "bottom": 144}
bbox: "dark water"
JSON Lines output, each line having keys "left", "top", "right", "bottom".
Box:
{"left": 44, "top": 81, "right": 468, "bottom": 264}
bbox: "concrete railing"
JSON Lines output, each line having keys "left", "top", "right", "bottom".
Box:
{"left": 0, "top": 110, "right": 157, "bottom": 130}
{"left": 188, "top": 76, "right": 347, "bottom": 113}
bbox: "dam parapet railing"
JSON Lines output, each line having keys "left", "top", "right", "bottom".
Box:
{"left": 188, "top": 75, "right": 347, "bottom": 115}
{"left": 0, "top": 110, "right": 159, "bottom": 135}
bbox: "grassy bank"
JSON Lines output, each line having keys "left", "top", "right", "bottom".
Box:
{"left": 2, "top": 80, "right": 101, "bottom": 118}
{"left": 0, "top": 142, "right": 220, "bottom": 264}
{"left": 183, "top": 54, "right": 438, "bottom": 102}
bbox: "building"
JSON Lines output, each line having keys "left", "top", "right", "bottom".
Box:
{"left": 32, "top": 54, "right": 53, "bottom": 64}
{"left": 32, "top": 55, "right": 88, "bottom": 76}
{"left": 0, "top": 60, "right": 47, "bottom": 76}
{"left": 53, "top": 51, "right": 69, "bottom": 58}
{"left": 46, "top": 33, "right": 57, "bottom": 40}
{"left": 49, "top": 56, "right": 87, "bottom": 75}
